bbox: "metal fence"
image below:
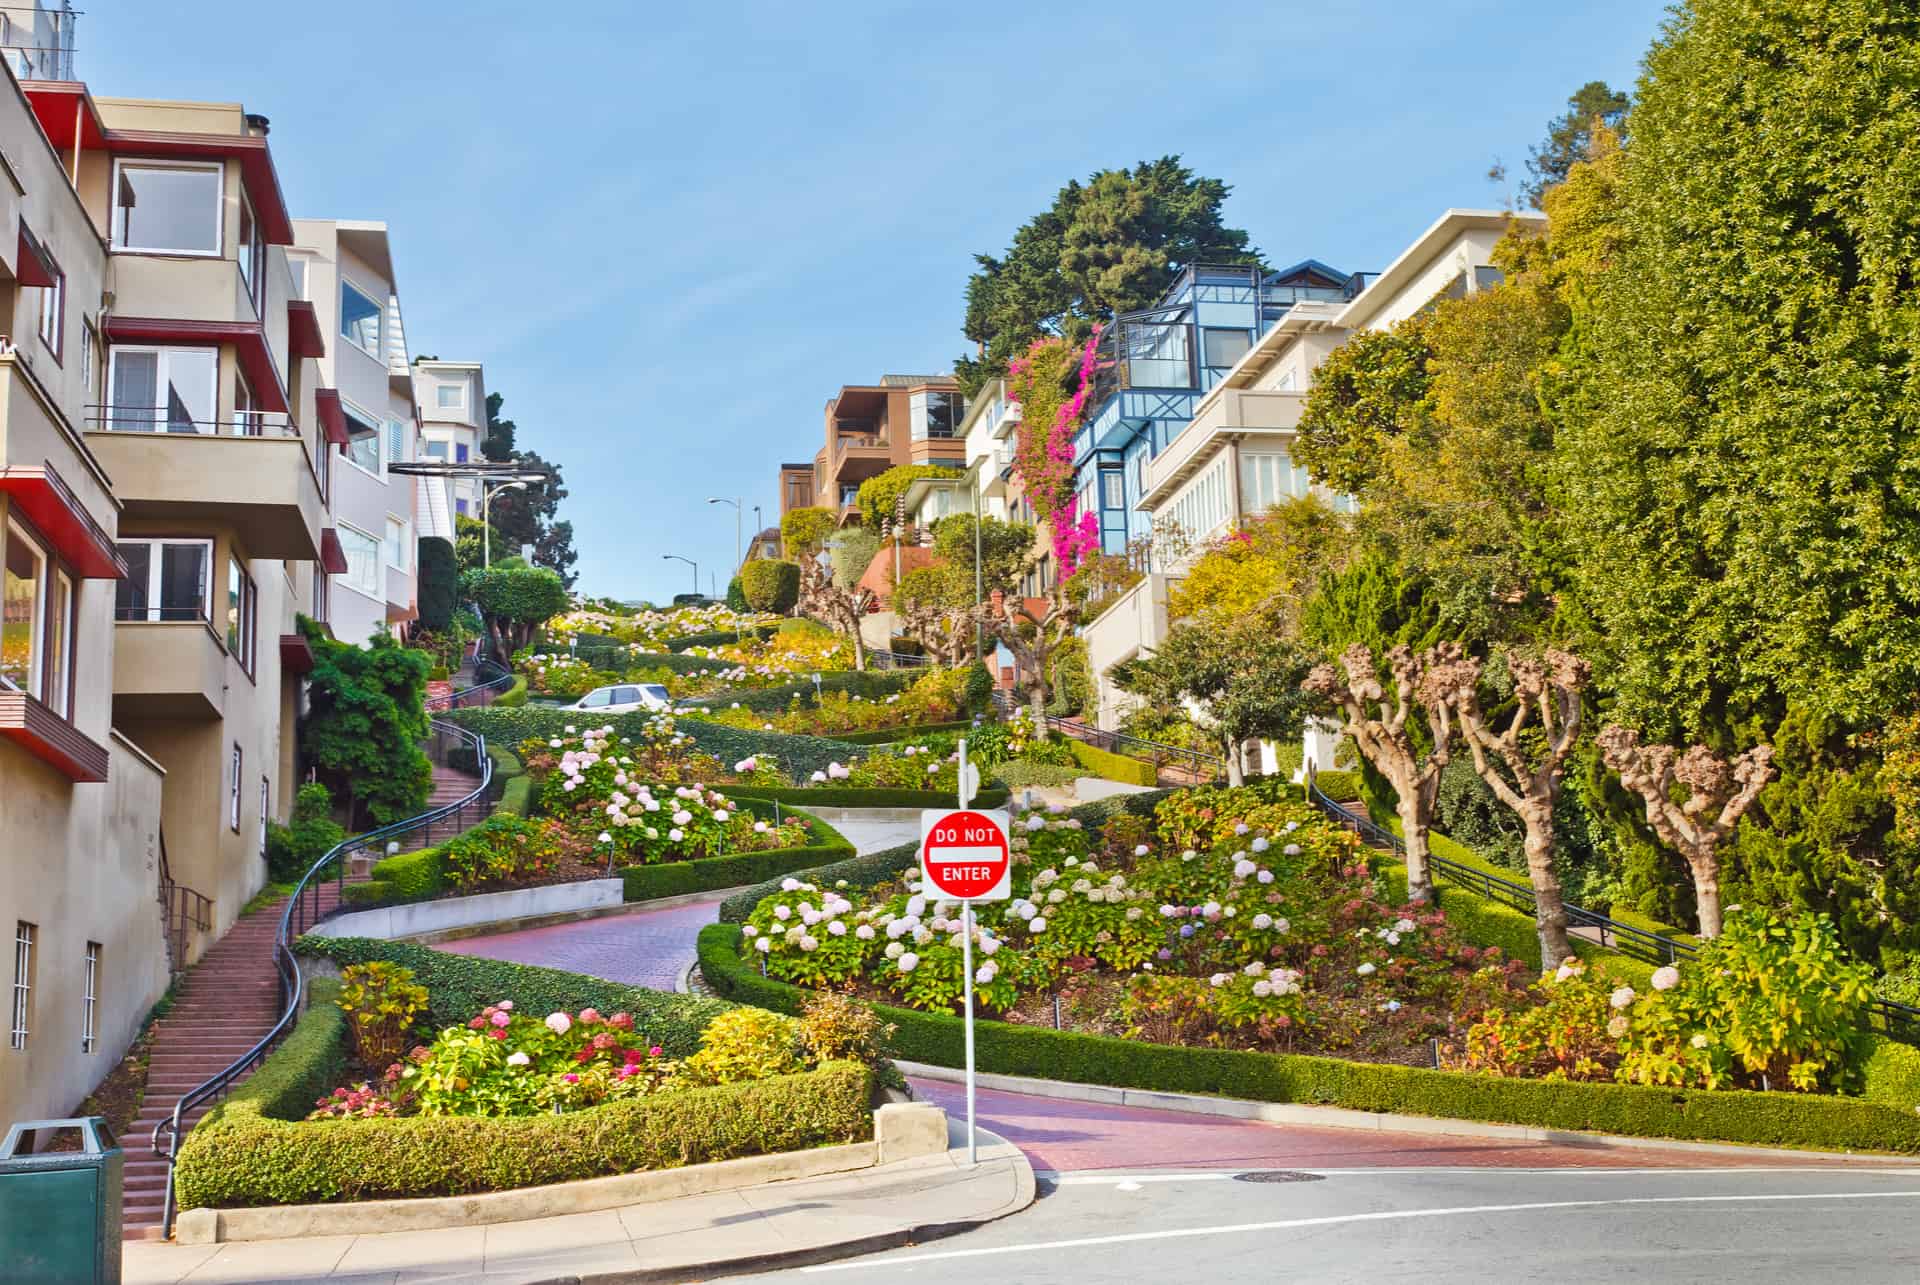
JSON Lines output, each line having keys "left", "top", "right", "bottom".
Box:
{"left": 988, "top": 689, "right": 1226, "bottom": 784}
{"left": 1305, "top": 781, "right": 1920, "bottom": 1045}
{"left": 425, "top": 656, "right": 515, "bottom": 712}
{"left": 149, "top": 717, "right": 500, "bottom": 1237}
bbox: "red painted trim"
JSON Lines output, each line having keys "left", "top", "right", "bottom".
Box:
{"left": 319, "top": 527, "right": 349, "bottom": 575}
{"left": 104, "top": 129, "right": 294, "bottom": 245}
{"left": 20, "top": 82, "right": 107, "bottom": 150}
{"left": 286, "top": 300, "right": 326, "bottom": 359}
{"left": 0, "top": 463, "right": 126, "bottom": 578}
{"left": 0, "top": 691, "right": 110, "bottom": 783}
{"left": 278, "top": 633, "right": 315, "bottom": 675}
{"left": 314, "top": 388, "right": 348, "bottom": 445}
{"left": 14, "top": 224, "right": 56, "bottom": 288}
{"left": 104, "top": 316, "right": 290, "bottom": 415}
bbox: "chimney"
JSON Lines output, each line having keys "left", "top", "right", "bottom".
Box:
{"left": 244, "top": 113, "right": 270, "bottom": 137}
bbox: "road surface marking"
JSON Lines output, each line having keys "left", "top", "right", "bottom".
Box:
{"left": 801, "top": 1189, "right": 1920, "bottom": 1271}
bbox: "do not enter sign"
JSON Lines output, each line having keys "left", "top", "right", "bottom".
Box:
{"left": 919, "top": 809, "right": 1011, "bottom": 901}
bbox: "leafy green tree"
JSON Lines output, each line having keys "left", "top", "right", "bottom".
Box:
{"left": 828, "top": 528, "right": 881, "bottom": 590}
{"left": 740, "top": 559, "right": 800, "bottom": 613}
{"left": 461, "top": 565, "right": 569, "bottom": 656}
{"left": 478, "top": 392, "right": 577, "bottom": 587}
{"left": 453, "top": 514, "right": 491, "bottom": 576}
{"left": 264, "top": 781, "right": 347, "bottom": 882}
{"left": 930, "top": 513, "right": 1034, "bottom": 601}
{"left": 855, "top": 465, "right": 961, "bottom": 529}
{"left": 1294, "top": 318, "right": 1435, "bottom": 496}
{"left": 1558, "top": 0, "right": 1920, "bottom": 739}
{"left": 298, "top": 617, "right": 432, "bottom": 827}
{"left": 415, "top": 536, "right": 457, "bottom": 632}
{"left": 1522, "top": 81, "right": 1629, "bottom": 208}
{"left": 780, "top": 506, "right": 838, "bottom": 559}
{"left": 957, "top": 157, "right": 1261, "bottom": 394}
{"left": 1299, "top": 550, "right": 1445, "bottom": 658}
{"left": 725, "top": 575, "right": 748, "bottom": 611}
{"left": 1114, "top": 613, "right": 1319, "bottom": 785}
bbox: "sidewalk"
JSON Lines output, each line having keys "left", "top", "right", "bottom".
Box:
{"left": 123, "top": 1124, "right": 1033, "bottom": 1283}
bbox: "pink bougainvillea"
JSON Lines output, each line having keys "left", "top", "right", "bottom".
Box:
{"left": 1006, "top": 328, "right": 1103, "bottom": 577}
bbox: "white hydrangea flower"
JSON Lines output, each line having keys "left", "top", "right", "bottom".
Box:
{"left": 1357, "top": 962, "right": 1377, "bottom": 977}
{"left": 1251, "top": 836, "right": 1270, "bottom": 853}
{"left": 1651, "top": 966, "right": 1681, "bottom": 991}
{"left": 1610, "top": 986, "right": 1636, "bottom": 1010}
{"left": 897, "top": 952, "right": 920, "bottom": 973}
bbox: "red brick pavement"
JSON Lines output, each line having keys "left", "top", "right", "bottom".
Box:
{"left": 443, "top": 896, "right": 723, "bottom": 992}
{"left": 907, "top": 1078, "right": 1869, "bottom": 1175}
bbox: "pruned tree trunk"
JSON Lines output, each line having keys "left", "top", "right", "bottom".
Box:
{"left": 1596, "top": 726, "right": 1774, "bottom": 939}
{"left": 1302, "top": 643, "right": 1460, "bottom": 904}
{"left": 1427, "top": 649, "right": 1589, "bottom": 967}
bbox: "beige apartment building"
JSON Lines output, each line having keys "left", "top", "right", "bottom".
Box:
{"left": 781, "top": 374, "right": 967, "bottom": 523}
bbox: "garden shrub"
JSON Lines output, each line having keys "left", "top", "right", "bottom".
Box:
{"left": 265, "top": 782, "right": 347, "bottom": 883}
{"left": 741, "top": 559, "right": 801, "bottom": 614}
{"left": 618, "top": 800, "right": 854, "bottom": 902}
{"left": 297, "top": 937, "right": 732, "bottom": 1051}
{"left": 961, "top": 660, "right": 994, "bottom": 714}
{"left": 678, "top": 670, "right": 918, "bottom": 714}
{"left": 337, "top": 963, "right": 429, "bottom": 1069}
{"left": 675, "top": 1008, "right": 805, "bottom": 1087}
{"left": 993, "top": 760, "right": 1081, "bottom": 790}
{"left": 1066, "top": 739, "right": 1157, "bottom": 786}
{"left": 1311, "top": 769, "right": 1363, "bottom": 801}
{"left": 697, "top": 923, "right": 1920, "bottom": 1154}
{"left": 666, "top": 625, "right": 778, "bottom": 652}
{"left": 1862, "top": 1036, "right": 1920, "bottom": 1111}
{"left": 416, "top": 537, "right": 457, "bottom": 632}
{"left": 834, "top": 721, "right": 977, "bottom": 745}
{"left": 493, "top": 674, "right": 529, "bottom": 708}
{"left": 445, "top": 705, "right": 863, "bottom": 781}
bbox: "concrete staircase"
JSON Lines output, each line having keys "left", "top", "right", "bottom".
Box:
{"left": 123, "top": 758, "right": 485, "bottom": 1241}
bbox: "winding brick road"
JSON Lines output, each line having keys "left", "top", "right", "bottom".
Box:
{"left": 442, "top": 896, "right": 723, "bottom": 992}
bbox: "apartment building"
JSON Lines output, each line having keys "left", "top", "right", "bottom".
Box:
{"left": 291, "top": 219, "right": 418, "bottom": 644}
{"left": 411, "top": 358, "right": 487, "bottom": 539}
{"left": 1081, "top": 211, "right": 1543, "bottom": 740}
{"left": 788, "top": 374, "right": 966, "bottom": 524}
{"left": 0, "top": 47, "right": 170, "bottom": 1130}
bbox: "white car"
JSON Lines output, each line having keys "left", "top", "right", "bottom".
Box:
{"left": 568, "top": 683, "right": 672, "bottom": 715}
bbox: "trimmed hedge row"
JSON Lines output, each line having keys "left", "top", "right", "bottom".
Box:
{"left": 665, "top": 625, "right": 778, "bottom": 652}
{"left": 717, "top": 787, "right": 1179, "bottom": 922}
{"left": 832, "top": 720, "right": 977, "bottom": 745}
{"left": 1311, "top": 769, "right": 1363, "bottom": 801}
{"left": 443, "top": 705, "right": 863, "bottom": 779}
{"left": 678, "top": 670, "right": 919, "bottom": 713}
{"left": 1066, "top": 739, "right": 1157, "bottom": 786}
{"left": 698, "top": 923, "right": 1920, "bottom": 1154}
{"left": 296, "top": 936, "right": 732, "bottom": 1048}
{"left": 177, "top": 973, "right": 870, "bottom": 1209}
{"left": 718, "top": 785, "right": 1010, "bottom": 811}
{"left": 493, "top": 674, "right": 529, "bottom": 708}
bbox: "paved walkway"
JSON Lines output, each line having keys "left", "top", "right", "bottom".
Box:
{"left": 444, "top": 895, "right": 722, "bottom": 992}
{"left": 124, "top": 1128, "right": 1030, "bottom": 1284}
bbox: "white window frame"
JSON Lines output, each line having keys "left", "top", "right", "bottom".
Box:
{"left": 384, "top": 515, "right": 411, "bottom": 571}
{"left": 105, "top": 345, "right": 219, "bottom": 434}
{"left": 2, "top": 517, "right": 46, "bottom": 700}
{"left": 36, "top": 255, "right": 63, "bottom": 360}
{"left": 109, "top": 158, "right": 224, "bottom": 257}
{"left": 46, "top": 566, "right": 72, "bottom": 718}
{"left": 237, "top": 185, "right": 264, "bottom": 316}
{"left": 80, "top": 318, "right": 96, "bottom": 395}
{"left": 81, "top": 941, "right": 99, "bottom": 1054}
{"left": 229, "top": 743, "right": 243, "bottom": 833}
{"left": 334, "top": 521, "right": 382, "bottom": 599}
{"left": 10, "top": 921, "right": 32, "bottom": 1051}
{"left": 339, "top": 277, "right": 384, "bottom": 360}
{"left": 435, "top": 382, "right": 464, "bottom": 410}
{"left": 340, "top": 399, "right": 384, "bottom": 480}
{"left": 115, "top": 537, "right": 215, "bottom": 623}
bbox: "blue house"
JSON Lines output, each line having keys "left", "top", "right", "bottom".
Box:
{"left": 1072, "top": 260, "right": 1354, "bottom": 558}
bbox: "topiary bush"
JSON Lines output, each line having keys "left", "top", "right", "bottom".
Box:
{"left": 992, "top": 760, "right": 1081, "bottom": 790}
{"left": 741, "top": 559, "right": 801, "bottom": 614}
{"left": 265, "top": 782, "right": 348, "bottom": 883}
{"left": 1066, "top": 739, "right": 1157, "bottom": 787}
{"left": 962, "top": 659, "right": 994, "bottom": 714}
{"left": 416, "top": 537, "right": 458, "bottom": 632}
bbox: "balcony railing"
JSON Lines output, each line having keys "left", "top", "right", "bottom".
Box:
{"left": 85, "top": 404, "right": 304, "bottom": 439}
{"left": 833, "top": 433, "right": 889, "bottom": 465}
{"left": 114, "top": 605, "right": 210, "bottom": 624}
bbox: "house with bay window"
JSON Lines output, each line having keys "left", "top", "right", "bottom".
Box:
{"left": 411, "top": 358, "right": 488, "bottom": 540}
{"left": 291, "top": 219, "right": 418, "bottom": 643}
{"left": 1080, "top": 212, "right": 1542, "bottom": 744}
{"left": 783, "top": 373, "right": 967, "bottom": 526}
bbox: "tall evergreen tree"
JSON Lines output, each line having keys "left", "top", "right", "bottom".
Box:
{"left": 1522, "top": 81, "right": 1629, "bottom": 208}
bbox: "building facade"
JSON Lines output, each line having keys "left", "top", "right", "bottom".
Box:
{"left": 411, "top": 358, "right": 487, "bottom": 539}
{"left": 290, "top": 219, "right": 418, "bottom": 645}
{"left": 786, "top": 374, "right": 966, "bottom": 524}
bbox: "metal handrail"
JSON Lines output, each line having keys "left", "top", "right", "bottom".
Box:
{"left": 988, "top": 689, "right": 1227, "bottom": 782}
{"left": 426, "top": 655, "right": 514, "bottom": 712}
{"left": 149, "top": 717, "right": 499, "bottom": 1238}
{"left": 1304, "top": 782, "right": 1920, "bottom": 1044}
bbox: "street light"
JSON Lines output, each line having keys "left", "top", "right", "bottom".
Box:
{"left": 662, "top": 553, "right": 698, "bottom": 596}
{"left": 707, "top": 496, "right": 742, "bottom": 571}
{"left": 482, "top": 478, "right": 538, "bottom": 569}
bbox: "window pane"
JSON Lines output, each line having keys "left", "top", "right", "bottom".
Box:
{"left": 454, "top": 443, "right": 469, "bottom": 463}
{"left": 425, "top": 441, "right": 448, "bottom": 460}
{"left": 2, "top": 526, "right": 41, "bottom": 693}
{"left": 112, "top": 164, "right": 221, "bottom": 254}
{"left": 162, "top": 349, "right": 217, "bottom": 433}
{"left": 227, "top": 557, "right": 242, "bottom": 653}
{"left": 338, "top": 526, "right": 380, "bottom": 595}
{"left": 344, "top": 407, "right": 380, "bottom": 472}
{"left": 46, "top": 571, "right": 69, "bottom": 715}
{"left": 1202, "top": 328, "right": 1251, "bottom": 369}
{"left": 115, "top": 544, "right": 151, "bottom": 620}
{"left": 159, "top": 542, "right": 208, "bottom": 620}
{"left": 340, "top": 282, "right": 382, "bottom": 353}
{"left": 287, "top": 258, "right": 307, "bottom": 300}
{"left": 436, "top": 384, "right": 461, "bottom": 408}
{"left": 108, "top": 350, "right": 158, "bottom": 431}
{"left": 580, "top": 689, "right": 609, "bottom": 708}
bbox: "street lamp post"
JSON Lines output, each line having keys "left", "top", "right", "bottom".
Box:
{"left": 482, "top": 479, "right": 532, "bottom": 570}
{"left": 707, "top": 496, "right": 742, "bottom": 572}
{"left": 662, "top": 553, "right": 698, "bottom": 597}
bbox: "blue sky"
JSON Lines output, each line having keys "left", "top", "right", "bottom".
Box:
{"left": 83, "top": 0, "right": 1670, "bottom": 602}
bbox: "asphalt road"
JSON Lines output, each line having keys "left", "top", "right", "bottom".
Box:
{"left": 734, "top": 1166, "right": 1920, "bottom": 1284}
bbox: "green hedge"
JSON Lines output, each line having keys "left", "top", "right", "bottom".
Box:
{"left": 1312, "top": 769, "right": 1362, "bottom": 801}
{"left": 499, "top": 775, "right": 535, "bottom": 818}
{"left": 178, "top": 979, "right": 870, "bottom": 1209}
{"left": 678, "top": 670, "right": 919, "bottom": 714}
{"left": 698, "top": 923, "right": 1920, "bottom": 1154}
{"left": 992, "top": 761, "right": 1082, "bottom": 790}
{"left": 718, "top": 788, "right": 1178, "bottom": 922}
{"left": 832, "top": 720, "right": 977, "bottom": 745}
{"left": 665, "top": 625, "right": 778, "bottom": 653}
{"left": 718, "top": 785, "right": 1010, "bottom": 811}
{"left": 443, "top": 706, "right": 863, "bottom": 780}
{"left": 1067, "top": 739, "right": 1158, "bottom": 787}
{"left": 619, "top": 799, "right": 855, "bottom": 902}
{"left": 296, "top": 937, "right": 732, "bottom": 1047}
{"left": 492, "top": 674, "right": 528, "bottom": 708}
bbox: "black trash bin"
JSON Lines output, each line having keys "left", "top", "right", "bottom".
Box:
{"left": 0, "top": 1116, "right": 122, "bottom": 1284}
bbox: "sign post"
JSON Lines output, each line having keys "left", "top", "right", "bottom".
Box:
{"left": 920, "top": 739, "right": 1008, "bottom": 1165}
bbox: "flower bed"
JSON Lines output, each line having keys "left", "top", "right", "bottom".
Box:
{"left": 543, "top": 605, "right": 778, "bottom": 652}
{"left": 706, "top": 781, "right": 1920, "bottom": 1132}
{"left": 677, "top": 671, "right": 920, "bottom": 715}
{"left": 721, "top": 785, "right": 1012, "bottom": 811}
{"left": 175, "top": 971, "right": 873, "bottom": 1209}
{"left": 685, "top": 669, "right": 967, "bottom": 738}
{"left": 444, "top": 706, "right": 864, "bottom": 782}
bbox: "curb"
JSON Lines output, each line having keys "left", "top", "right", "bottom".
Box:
{"left": 897, "top": 1061, "right": 1920, "bottom": 1165}
{"left": 394, "top": 885, "right": 745, "bottom": 947}
{"left": 560, "top": 1126, "right": 1035, "bottom": 1285}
